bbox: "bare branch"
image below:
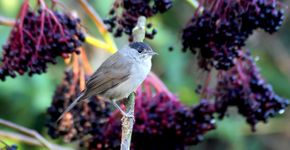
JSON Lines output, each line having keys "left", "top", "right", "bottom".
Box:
{"left": 132, "top": 16, "right": 146, "bottom": 42}
{"left": 77, "top": 0, "right": 106, "bottom": 34}
{"left": 0, "top": 118, "right": 72, "bottom": 150}
{"left": 121, "top": 93, "right": 135, "bottom": 150}
{"left": 0, "top": 16, "right": 15, "bottom": 26}
{"left": 120, "top": 16, "right": 147, "bottom": 150}
{"left": 0, "top": 118, "right": 54, "bottom": 149}
{"left": 0, "top": 130, "right": 45, "bottom": 147}
{"left": 77, "top": 0, "right": 117, "bottom": 52}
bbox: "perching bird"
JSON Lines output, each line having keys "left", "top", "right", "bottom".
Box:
{"left": 57, "top": 42, "right": 157, "bottom": 121}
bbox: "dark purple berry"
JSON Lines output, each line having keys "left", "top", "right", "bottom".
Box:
{"left": 104, "top": 0, "right": 173, "bottom": 40}
{"left": 0, "top": 1, "right": 85, "bottom": 80}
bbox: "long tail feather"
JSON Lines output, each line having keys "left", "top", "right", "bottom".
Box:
{"left": 57, "top": 92, "right": 85, "bottom": 122}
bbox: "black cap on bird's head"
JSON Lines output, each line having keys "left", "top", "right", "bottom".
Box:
{"left": 129, "top": 42, "right": 158, "bottom": 56}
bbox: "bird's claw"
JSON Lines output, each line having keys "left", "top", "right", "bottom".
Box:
{"left": 121, "top": 113, "right": 135, "bottom": 122}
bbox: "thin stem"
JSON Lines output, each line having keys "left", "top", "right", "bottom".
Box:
{"left": 64, "top": 55, "right": 72, "bottom": 64}
{"left": 120, "top": 16, "right": 147, "bottom": 150}
{"left": 85, "top": 35, "right": 116, "bottom": 53}
{"left": 77, "top": 0, "right": 117, "bottom": 52}
{"left": 0, "top": 118, "right": 72, "bottom": 150}
{"left": 77, "top": 0, "right": 106, "bottom": 33}
{"left": 147, "top": 72, "right": 171, "bottom": 95}
{"left": 185, "top": 0, "right": 199, "bottom": 9}
{"left": 36, "top": 9, "right": 45, "bottom": 50}
{"left": 0, "top": 130, "right": 40, "bottom": 146}
{"left": 0, "top": 118, "right": 52, "bottom": 149}
{"left": 0, "top": 16, "right": 15, "bottom": 26}
{"left": 132, "top": 16, "right": 146, "bottom": 42}
{"left": 80, "top": 47, "right": 93, "bottom": 74}
{"left": 121, "top": 93, "right": 135, "bottom": 150}
{"left": 201, "top": 71, "right": 211, "bottom": 99}
{"left": 0, "top": 130, "right": 72, "bottom": 150}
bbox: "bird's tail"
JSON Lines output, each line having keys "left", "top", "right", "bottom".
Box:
{"left": 57, "top": 91, "right": 86, "bottom": 122}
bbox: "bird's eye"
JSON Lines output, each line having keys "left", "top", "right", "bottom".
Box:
{"left": 137, "top": 49, "right": 143, "bottom": 53}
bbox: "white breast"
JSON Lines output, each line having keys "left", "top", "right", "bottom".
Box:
{"left": 104, "top": 58, "right": 152, "bottom": 100}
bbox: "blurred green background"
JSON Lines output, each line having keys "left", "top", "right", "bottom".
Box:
{"left": 1, "top": 0, "right": 290, "bottom": 150}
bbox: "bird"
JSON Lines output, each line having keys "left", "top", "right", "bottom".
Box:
{"left": 57, "top": 42, "right": 157, "bottom": 121}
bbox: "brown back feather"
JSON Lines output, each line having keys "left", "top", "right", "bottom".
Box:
{"left": 83, "top": 51, "right": 132, "bottom": 98}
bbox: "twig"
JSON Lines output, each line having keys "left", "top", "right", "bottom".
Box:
{"left": 0, "top": 118, "right": 72, "bottom": 150}
{"left": 0, "top": 118, "right": 53, "bottom": 149}
{"left": 121, "top": 93, "right": 135, "bottom": 150}
{"left": 0, "top": 130, "right": 72, "bottom": 150}
{"left": 0, "top": 16, "right": 15, "bottom": 26}
{"left": 120, "top": 16, "right": 147, "bottom": 150}
{"left": 85, "top": 34, "right": 116, "bottom": 53}
{"left": 185, "top": 0, "right": 199, "bottom": 9}
{"left": 77, "top": 0, "right": 106, "bottom": 33}
{"left": 77, "top": 0, "right": 117, "bottom": 52}
{"left": 185, "top": 0, "right": 204, "bottom": 12}
{"left": 147, "top": 72, "right": 171, "bottom": 95}
{"left": 132, "top": 16, "right": 146, "bottom": 42}
{"left": 0, "top": 130, "right": 44, "bottom": 146}
{"left": 0, "top": 138, "right": 12, "bottom": 149}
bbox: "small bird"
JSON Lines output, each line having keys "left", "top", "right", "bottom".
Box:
{"left": 57, "top": 42, "right": 157, "bottom": 121}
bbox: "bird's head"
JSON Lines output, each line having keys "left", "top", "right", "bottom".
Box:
{"left": 127, "top": 42, "right": 158, "bottom": 60}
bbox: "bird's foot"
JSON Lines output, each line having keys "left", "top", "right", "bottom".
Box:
{"left": 121, "top": 113, "right": 135, "bottom": 122}
{"left": 112, "top": 99, "right": 135, "bottom": 122}
{"left": 122, "top": 112, "right": 134, "bottom": 119}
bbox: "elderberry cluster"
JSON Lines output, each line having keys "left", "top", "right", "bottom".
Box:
{"left": 85, "top": 93, "right": 216, "bottom": 150}
{"left": 182, "top": 0, "right": 285, "bottom": 70}
{"left": 46, "top": 70, "right": 112, "bottom": 141}
{"left": 104, "top": 0, "right": 173, "bottom": 40}
{"left": 132, "top": 95, "right": 215, "bottom": 149}
{"left": 47, "top": 78, "right": 216, "bottom": 150}
{"left": 0, "top": 4, "right": 84, "bottom": 81}
{"left": 214, "top": 51, "right": 289, "bottom": 131}
{"left": 246, "top": 1, "right": 285, "bottom": 34}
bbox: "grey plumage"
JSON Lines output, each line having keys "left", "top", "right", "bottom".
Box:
{"left": 84, "top": 52, "right": 132, "bottom": 99}
{"left": 57, "top": 42, "right": 156, "bottom": 122}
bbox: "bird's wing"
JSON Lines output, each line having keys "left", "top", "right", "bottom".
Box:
{"left": 57, "top": 52, "right": 132, "bottom": 122}
{"left": 84, "top": 52, "right": 132, "bottom": 97}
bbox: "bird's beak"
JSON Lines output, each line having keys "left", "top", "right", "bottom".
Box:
{"left": 147, "top": 51, "right": 158, "bottom": 56}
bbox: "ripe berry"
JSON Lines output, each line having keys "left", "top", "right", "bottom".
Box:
{"left": 0, "top": 1, "right": 84, "bottom": 81}
{"left": 104, "top": 0, "right": 173, "bottom": 40}
{"left": 47, "top": 72, "right": 216, "bottom": 149}
{"left": 181, "top": 0, "right": 285, "bottom": 71}
{"left": 47, "top": 69, "right": 112, "bottom": 141}
{"left": 214, "top": 51, "right": 289, "bottom": 131}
